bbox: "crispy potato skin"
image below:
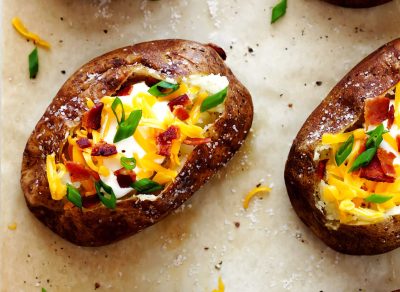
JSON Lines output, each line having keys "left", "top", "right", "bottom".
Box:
{"left": 285, "top": 39, "right": 400, "bottom": 255}
{"left": 21, "top": 39, "right": 253, "bottom": 246}
{"left": 323, "top": 0, "right": 392, "bottom": 8}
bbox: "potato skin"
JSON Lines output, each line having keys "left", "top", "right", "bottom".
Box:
{"left": 285, "top": 39, "right": 400, "bottom": 255}
{"left": 21, "top": 39, "right": 253, "bottom": 246}
{"left": 323, "top": 0, "right": 392, "bottom": 7}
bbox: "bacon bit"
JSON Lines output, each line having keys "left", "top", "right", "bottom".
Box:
{"left": 167, "top": 94, "right": 191, "bottom": 111}
{"left": 183, "top": 137, "right": 212, "bottom": 145}
{"left": 156, "top": 126, "right": 180, "bottom": 156}
{"left": 359, "top": 156, "right": 394, "bottom": 183}
{"left": 377, "top": 148, "right": 396, "bottom": 177}
{"left": 65, "top": 161, "right": 100, "bottom": 182}
{"left": 116, "top": 84, "right": 132, "bottom": 96}
{"left": 316, "top": 160, "right": 328, "bottom": 180}
{"left": 364, "top": 96, "right": 390, "bottom": 127}
{"left": 91, "top": 142, "right": 117, "bottom": 157}
{"left": 114, "top": 168, "right": 136, "bottom": 188}
{"left": 388, "top": 105, "right": 395, "bottom": 129}
{"left": 173, "top": 106, "right": 190, "bottom": 121}
{"left": 76, "top": 138, "right": 91, "bottom": 149}
{"left": 82, "top": 102, "right": 104, "bottom": 130}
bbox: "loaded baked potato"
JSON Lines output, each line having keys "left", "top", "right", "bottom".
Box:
{"left": 323, "top": 0, "right": 392, "bottom": 8}
{"left": 285, "top": 39, "right": 400, "bottom": 255}
{"left": 21, "top": 39, "right": 253, "bottom": 246}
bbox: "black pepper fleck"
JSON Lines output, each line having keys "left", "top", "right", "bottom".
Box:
{"left": 316, "top": 81, "right": 322, "bottom": 86}
{"left": 61, "top": 70, "right": 66, "bottom": 75}
{"left": 95, "top": 282, "right": 101, "bottom": 290}
{"left": 103, "top": 29, "right": 108, "bottom": 34}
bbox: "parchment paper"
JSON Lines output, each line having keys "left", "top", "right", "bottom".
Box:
{"left": 2, "top": 0, "right": 400, "bottom": 291}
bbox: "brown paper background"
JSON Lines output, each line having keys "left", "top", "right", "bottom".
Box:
{"left": 1, "top": 0, "right": 400, "bottom": 291}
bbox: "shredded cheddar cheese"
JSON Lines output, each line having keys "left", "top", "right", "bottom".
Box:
{"left": 7, "top": 223, "right": 17, "bottom": 231}
{"left": 211, "top": 276, "right": 225, "bottom": 292}
{"left": 243, "top": 186, "right": 271, "bottom": 209}
{"left": 46, "top": 153, "right": 67, "bottom": 200}
{"left": 12, "top": 17, "right": 50, "bottom": 49}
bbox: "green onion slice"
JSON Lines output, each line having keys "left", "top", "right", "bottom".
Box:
{"left": 335, "top": 135, "right": 354, "bottom": 166}
{"left": 29, "top": 47, "right": 39, "bottom": 79}
{"left": 66, "top": 184, "right": 82, "bottom": 208}
{"left": 366, "top": 124, "right": 388, "bottom": 149}
{"left": 111, "top": 97, "right": 125, "bottom": 125}
{"left": 148, "top": 81, "right": 180, "bottom": 97}
{"left": 365, "top": 194, "right": 393, "bottom": 204}
{"left": 200, "top": 87, "right": 228, "bottom": 112}
{"left": 113, "top": 110, "right": 142, "bottom": 143}
{"left": 271, "top": 0, "right": 287, "bottom": 24}
{"left": 95, "top": 180, "right": 117, "bottom": 209}
{"left": 131, "top": 178, "right": 163, "bottom": 193}
{"left": 42, "top": 288, "right": 47, "bottom": 292}
{"left": 120, "top": 156, "right": 136, "bottom": 170}
{"left": 349, "top": 147, "right": 377, "bottom": 172}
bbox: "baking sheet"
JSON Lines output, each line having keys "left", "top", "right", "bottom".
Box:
{"left": 2, "top": 0, "right": 400, "bottom": 291}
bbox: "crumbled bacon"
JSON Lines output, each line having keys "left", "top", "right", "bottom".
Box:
{"left": 388, "top": 105, "right": 395, "bottom": 129}
{"left": 183, "top": 137, "right": 212, "bottom": 145}
{"left": 76, "top": 137, "right": 91, "bottom": 149}
{"left": 359, "top": 155, "right": 394, "bottom": 183}
{"left": 115, "top": 84, "right": 132, "bottom": 96}
{"left": 82, "top": 102, "right": 104, "bottom": 130}
{"left": 167, "top": 94, "right": 191, "bottom": 111}
{"left": 114, "top": 168, "right": 137, "bottom": 188}
{"left": 377, "top": 148, "right": 396, "bottom": 177}
{"left": 173, "top": 106, "right": 190, "bottom": 121}
{"left": 364, "top": 96, "right": 390, "bottom": 127}
{"left": 316, "top": 160, "right": 328, "bottom": 180}
{"left": 156, "top": 126, "right": 180, "bottom": 157}
{"left": 65, "top": 161, "right": 100, "bottom": 182}
{"left": 91, "top": 142, "right": 117, "bottom": 156}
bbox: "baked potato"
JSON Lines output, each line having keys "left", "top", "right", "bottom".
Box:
{"left": 285, "top": 39, "right": 400, "bottom": 255}
{"left": 323, "top": 0, "right": 392, "bottom": 8}
{"left": 21, "top": 39, "right": 253, "bottom": 246}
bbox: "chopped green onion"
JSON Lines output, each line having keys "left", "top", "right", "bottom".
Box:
{"left": 42, "top": 288, "right": 47, "bottom": 292}
{"left": 271, "top": 0, "right": 287, "bottom": 24}
{"left": 66, "top": 184, "right": 82, "bottom": 208}
{"left": 113, "top": 110, "right": 142, "bottom": 143}
{"left": 349, "top": 124, "right": 387, "bottom": 172}
{"left": 365, "top": 194, "right": 393, "bottom": 204}
{"left": 335, "top": 135, "right": 354, "bottom": 166}
{"left": 349, "top": 148, "right": 377, "bottom": 172}
{"left": 111, "top": 97, "right": 125, "bottom": 125}
{"left": 95, "top": 180, "right": 116, "bottom": 209}
{"left": 29, "top": 47, "right": 39, "bottom": 79}
{"left": 131, "top": 178, "right": 163, "bottom": 193}
{"left": 148, "top": 81, "right": 180, "bottom": 97}
{"left": 120, "top": 156, "right": 136, "bottom": 170}
{"left": 366, "top": 124, "right": 388, "bottom": 149}
{"left": 200, "top": 87, "right": 228, "bottom": 112}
